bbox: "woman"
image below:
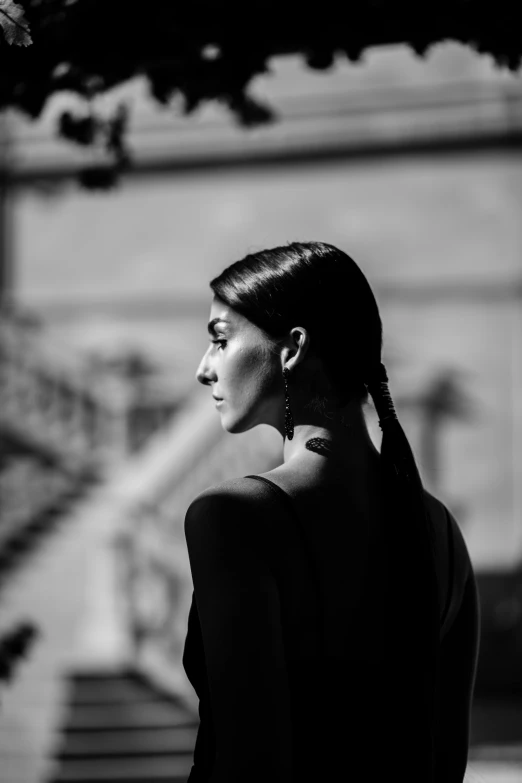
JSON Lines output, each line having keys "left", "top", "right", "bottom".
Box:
{"left": 182, "top": 241, "right": 480, "bottom": 783}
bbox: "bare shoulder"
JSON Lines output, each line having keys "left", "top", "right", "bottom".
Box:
{"left": 185, "top": 476, "right": 276, "bottom": 533}
{"left": 189, "top": 475, "right": 276, "bottom": 506}
{"left": 184, "top": 478, "right": 281, "bottom": 570}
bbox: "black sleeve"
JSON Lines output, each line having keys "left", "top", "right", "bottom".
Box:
{"left": 183, "top": 592, "right": 216, "bottom": 782}
{"left": 435, "top": 569, "right": 481, "bottom": 782}
{"left": 184, "top": 486, "right": 293, "bottom": 783}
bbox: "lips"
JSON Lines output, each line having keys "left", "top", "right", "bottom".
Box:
{"left": 212, "top": 396, "right": 223, "bottom": 401}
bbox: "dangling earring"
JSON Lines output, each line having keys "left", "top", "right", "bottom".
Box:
{"left": 282, "top": 367, "right": 294, "bottom": 440}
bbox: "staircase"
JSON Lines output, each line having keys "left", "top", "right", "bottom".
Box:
{"left": 47, "top": 668, "right": 198, "bottom": 783}
{"left": 0, "top": 471, "right": 99, "bottom": 590}
{"left": 46, "top": 673, "right": 522, "bottom": 783}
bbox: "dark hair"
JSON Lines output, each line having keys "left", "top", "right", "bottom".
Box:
{"left": 210, "top": 241, "right": 440, "bottom": 778}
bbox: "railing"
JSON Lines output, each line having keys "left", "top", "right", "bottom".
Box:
{"left": 0, "top": 455, "right": 72, "bottom": 553}
{"left": 0, "top": 309, "right": 178, "bottom": 477}
{"left": 111, "top": 384, "right": 283, "bottom": 712}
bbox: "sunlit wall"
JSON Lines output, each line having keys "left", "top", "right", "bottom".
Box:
{"left": 12, "top": 151, "right": 522, "bottom": 571}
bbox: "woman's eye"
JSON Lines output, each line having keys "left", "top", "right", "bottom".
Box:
{"left": 210, "top": 339, "right": 227, "bottom": 350}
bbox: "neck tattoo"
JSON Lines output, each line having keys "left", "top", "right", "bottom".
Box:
{"left": 305, "top": 437, "right": 334, "bottom": 456}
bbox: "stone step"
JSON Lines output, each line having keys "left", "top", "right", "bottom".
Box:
{"left": 49, "top": 755, "right": 193, "bottom": 783}
{"left": 55, "top": 727, "right": 197, "bottom": 759}
{"left": 63, "top": 702, "right": 195, "bottom": 732}
{"left": 471, "top": 699, "right": 522, "bottom": 745}
{"left": 469, "top": 744, "right": 522, "bottom": 763}
{"left": 67, "top": 673, "right": 179, "bottom": 706}
{"left": 465, "top": 762, "right": 522, "bottom": 783}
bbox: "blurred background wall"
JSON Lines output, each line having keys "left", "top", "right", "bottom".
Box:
{"left": 9, "top": 43, "right": 522, "bottom": 566}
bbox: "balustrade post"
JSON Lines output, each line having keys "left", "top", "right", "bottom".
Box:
{"left": 0, "top": 115, "right": 13, "bottom": 310}
{"left": 1, "top": 313, "right": 172, "bottom": 473}
{"left": 99, "top": 376, "right": 132, "bottom": 466}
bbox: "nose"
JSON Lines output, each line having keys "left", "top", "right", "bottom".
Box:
{"left": 195, "top": 348, "right": 215, "bottom": 387}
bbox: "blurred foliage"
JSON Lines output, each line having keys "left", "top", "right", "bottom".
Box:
{"left": 85, "top": 348, "right": 160, "bottom": 390}
{"left": 422, "top": 370, "right": 477, "bottom": 423}
{"left": 101, "top": 349, "right": 160, "bottom": 381}
{"left": 1, "top": 1, "right": 522, "bottom": 187}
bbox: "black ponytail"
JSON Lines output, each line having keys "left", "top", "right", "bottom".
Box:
{"left": 368, "top": 363, "right": 440, "bottom": 780}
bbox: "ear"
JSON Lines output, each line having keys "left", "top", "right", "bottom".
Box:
{"left": 281, "top": 326, "right": 312, "bottom": 372}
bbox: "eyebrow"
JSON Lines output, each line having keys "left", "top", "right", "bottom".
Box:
{"left": 207, "top": 317, "right": 230, "bottom": 336}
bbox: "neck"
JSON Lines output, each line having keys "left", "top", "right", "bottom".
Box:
{"left": 282, "top": 398, "right": 380, "bottom": 470}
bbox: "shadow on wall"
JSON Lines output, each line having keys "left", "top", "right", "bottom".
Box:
{"left": 470, "top": 562, "right": 522, "bottom": 754}
{"left": 474, "top": 564, "right": 522, "bottom": 697}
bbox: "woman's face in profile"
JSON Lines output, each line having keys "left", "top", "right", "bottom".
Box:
{"left": 195, "top": 296, "right": 282, "bottom": 434}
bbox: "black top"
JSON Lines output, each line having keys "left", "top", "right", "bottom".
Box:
{"left": 182, "top": 474, "right": 479, "bottom": 783}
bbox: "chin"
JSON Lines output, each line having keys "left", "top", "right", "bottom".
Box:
{"left": 219, "top": 409, "right": 259, "bottom": 435}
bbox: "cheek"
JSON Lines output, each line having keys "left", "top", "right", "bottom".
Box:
{"left": 250, "top": 353, "right": 280, "bottom": 401}
{"left": 232, "top": 347, "right": 276, "bottom": 400}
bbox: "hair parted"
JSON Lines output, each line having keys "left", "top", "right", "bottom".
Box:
{"left": 210, "top": 240, "right": 440, "bottom": 781}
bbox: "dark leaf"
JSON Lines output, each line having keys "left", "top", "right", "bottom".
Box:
{"left": 58, "top": 110, "right": 99, "bottom": 146}
{"left": 305, "top": 49, "right": 336, "bottom": 70}
{"left": 13, "top": 80, "right": 49, "bottom": 119}
{"left": 78, "top": 163, "right": 120, "bottom": 190}
{"left": 0, "top": 0, "right": 32, "bottom": 46}
{"left": 225, "top": 91, "right": 276, "bottom": 128}
{"left": 105, "top": 102, "right": 128, "bottom": 156}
